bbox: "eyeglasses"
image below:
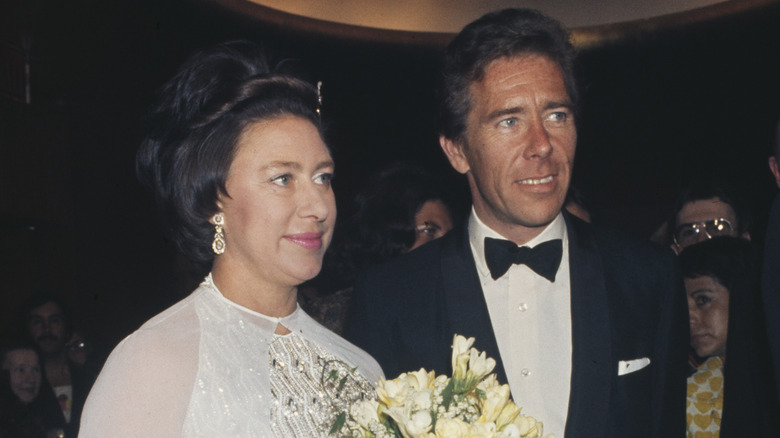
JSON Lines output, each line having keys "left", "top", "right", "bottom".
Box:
{"left": 673, "top": 218, "right": 734, "bottom": 247}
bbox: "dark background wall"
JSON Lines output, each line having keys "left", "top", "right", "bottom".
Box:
{"left": 2, "top": 0, "right": 780, "bottom": 351}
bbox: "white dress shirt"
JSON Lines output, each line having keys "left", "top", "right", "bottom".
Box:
{"left": 469, "top": 209, "right": 572, "bottom": 437}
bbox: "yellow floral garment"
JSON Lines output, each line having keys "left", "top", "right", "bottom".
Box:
{"left": 686, "top": 356, "right": 724, "bottom": 438}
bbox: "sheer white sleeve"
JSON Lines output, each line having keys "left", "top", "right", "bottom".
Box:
{"left": 78, "top": 296, "right": 201, "bottom": 437}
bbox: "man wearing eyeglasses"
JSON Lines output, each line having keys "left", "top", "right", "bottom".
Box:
{"left": 669, "top": 181, "right": 750, "bottom": 254}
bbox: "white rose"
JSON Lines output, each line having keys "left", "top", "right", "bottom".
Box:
{"left": 411, "top": 389, "right": 433, "bottom": 411}
{"left": 452, "top": 335, "right": 475, "bottom": 380}
{"left": 479, "top": 384, "right": 510, "bottom": 423}
{"left": 377, "top": 376, "right": 411, "bottom": 407}
{"left": 513, "top": 415, "right": 542, "bottom": 438}
{"left": 385, "top": 406, "right": 412, "bottom": 437}
{"left": 495, "top": 401, "right": 521, "bottom": 429}
{"left": 467, "top": 421, "right": 497, "bottom": 438}
{"left": 476, "top": 374, "right": 499, "bottom": 392}
{"left": 500, "top": 424, "right": 521, "bottom": 438}
{"left": 350, "top": 399, "right": 381, "bottom": 429}
{"left": 405, "top": 368, "right": 436, "bottom": 390}
{"left": 435, "top": 418, "right": 470, "bottom": 437}
{"left": 407, "top": 410, "right": 434, "bottom": 437}
{"left": 468, "top": 349, "right": 496, "bottom": 381}
{"left": 385, "top": 405, "right": 433, "bottom": 438}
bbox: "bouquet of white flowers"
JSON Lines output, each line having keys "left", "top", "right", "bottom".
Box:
{"left": 329, "top": 334, "right": 552, "bottom": 438}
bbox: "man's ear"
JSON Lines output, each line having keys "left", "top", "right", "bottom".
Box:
{"left": 769, "top": 156, "right": 780, "bottom": 189}
{"left": 439, "top": 135, "right": 470, "bottom": 175}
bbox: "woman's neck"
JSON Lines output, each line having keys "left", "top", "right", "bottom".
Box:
{"left": 210, "top": 262, "right": 298, "bottom": 318}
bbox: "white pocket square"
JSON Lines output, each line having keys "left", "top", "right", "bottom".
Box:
{"left": 618, "top": 357, "right": 651, "bottom": 376}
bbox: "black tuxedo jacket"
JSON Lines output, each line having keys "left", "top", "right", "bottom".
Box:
{"left": 346, "top": 213, "right": 688, "bottom": 437}
{"left": 763, "top": 194, "right": 780, "bottom": 400}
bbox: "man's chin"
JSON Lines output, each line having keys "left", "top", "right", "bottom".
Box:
{"left": 37, "top": 341, "right": 63, "bottom": 355}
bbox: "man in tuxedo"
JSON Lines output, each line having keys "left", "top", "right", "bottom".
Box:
{"left": 345, "top": 8, "right": 688, "bottom": 437}
{"left": 764, "top": 119, "right": 780, "bottom": 400}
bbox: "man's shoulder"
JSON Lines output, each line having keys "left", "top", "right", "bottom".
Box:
{"left": 569, "top": 215, "right": 675, "bottom": 263}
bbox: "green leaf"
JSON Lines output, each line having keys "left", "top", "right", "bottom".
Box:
{"left": 329, "top": 412, "right": 346, "bottom": 435}
{"left": 441, "top": 379, "right": 455, "bottom": 410}
{"left": 383, "top": 417, "right": 402, "bottom": 436}
{"left": 338, "top": 375, "right": 348, "bottom": 391}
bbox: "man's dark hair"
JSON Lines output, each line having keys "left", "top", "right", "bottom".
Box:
{"left": 669, "top": 180, "right": 749, "bottom": 238}
{"left": 19, "top": 292, "right": 73, "bottom": 339}
{"left": 136, "top": 41, "right": 322, "bottom": 268}
{"left": 438, "top": 8, "right": 578, "bottom": 141}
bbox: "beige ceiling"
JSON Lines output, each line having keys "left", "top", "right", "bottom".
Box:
{"left": 213, "top": 0, "right": 777, "bottom": 47}
{"left": 247, "top": 0, "right": 727, "bottom": 31}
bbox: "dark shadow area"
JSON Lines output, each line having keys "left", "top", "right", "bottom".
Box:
{"left": 1, "top": 0, "right": 779, "bottom": 350}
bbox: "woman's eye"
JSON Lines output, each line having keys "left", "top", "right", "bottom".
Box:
{"left": 696, "top": 295, "right": 711, "bottom": 306}
{"left": 271, "top": 174, "right": 292, "bottom": 186}
{"left": 313, "top": 172, "right": 333, "bottom": 186}
{"left": 416, "top": 222, "right": 440, "bottom": 237}
{"left": 498, "top": 118, "right": 517, "bottom": 128}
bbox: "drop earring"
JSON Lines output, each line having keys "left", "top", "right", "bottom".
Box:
{"left": 212, "top": 213, "right": 225, "bottom": 255}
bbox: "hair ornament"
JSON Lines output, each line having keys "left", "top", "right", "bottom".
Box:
{"left": 316, "top": 80, "right": 323, "bottom": 116}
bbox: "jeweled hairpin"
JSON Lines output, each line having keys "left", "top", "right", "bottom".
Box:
{"left": 316, "top": 80, "right": 323, "bottom": 116}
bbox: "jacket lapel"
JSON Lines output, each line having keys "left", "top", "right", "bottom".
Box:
{"left": 564, "top": 213, "right": 612, "bottom": 437}
{"left": 439, "top": 225, "right": 509, "bottom": 384}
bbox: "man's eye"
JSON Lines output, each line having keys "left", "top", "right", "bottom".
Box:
{"left": 497, "top": 118, "right": 517, "bottom": 127}
{"left": 547, "top": 111, "right": 568, "bottom": 122}
{"left": 313, "top": 172, "right": 333, "bottom": 186}
{"left": 271, "top": 174, "right": 292, "bottom": 186}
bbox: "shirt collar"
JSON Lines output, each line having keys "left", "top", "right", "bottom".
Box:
{"left": 469, "top": 207, "right": 567, "bottom": 279}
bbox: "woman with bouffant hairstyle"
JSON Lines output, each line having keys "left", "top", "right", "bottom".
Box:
{"left": 79, "top": 41, "right": 381, "bottom": 436}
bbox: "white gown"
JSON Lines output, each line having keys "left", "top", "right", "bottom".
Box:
{"left": 78, "top": 275, "right": 383, "bottom": 437}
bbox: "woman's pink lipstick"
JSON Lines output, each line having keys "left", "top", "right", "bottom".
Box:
{"left": 284, "top": 232, "right": 323, "bottom": 250}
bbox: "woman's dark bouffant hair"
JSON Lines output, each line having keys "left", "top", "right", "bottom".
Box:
{"left": 136, "top": 41, "right": 322, "bottom": 267}
{"left": 438, "top": 8, "right": 578, "bottom": 141}
{"left": 344, "top": 163, "right": 453, "bottom": 275}
{"left": 679, "top": 236, "right": 756, "bottom": 295}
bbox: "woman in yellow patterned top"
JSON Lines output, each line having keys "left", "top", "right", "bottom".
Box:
{"left": 680, "top": 237, "right": 780, "bottom": 437}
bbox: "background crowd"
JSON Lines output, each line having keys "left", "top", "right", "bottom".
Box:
{"left": 3, "top": 1, "right": 780, "bottom": 437}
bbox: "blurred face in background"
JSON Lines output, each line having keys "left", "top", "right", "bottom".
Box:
{"left": 410, "top": 200, "right": 454, "bottom": 251}
{"left": 3, "top": 349, "right": 42, "bottom": 404}
{"left": 27, "top": 301, "right": 67, "bottom": 357}
{"left": 674, "top": 197, "right": 741, "bottom": 251}
{"left": 67, "top": 331, "right": 93, "bottom": 366}
{"left": 686, "top": 275, "right": 729, "bottom": 359}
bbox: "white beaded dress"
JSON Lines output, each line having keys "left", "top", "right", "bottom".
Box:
{"left": 78, "top": 275, "right": 383, "bottom": 437}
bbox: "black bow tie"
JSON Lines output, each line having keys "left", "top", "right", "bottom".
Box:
{"left": 484, "top": 237, "right": 562, "bottom": 282}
